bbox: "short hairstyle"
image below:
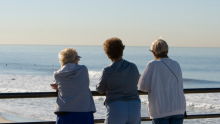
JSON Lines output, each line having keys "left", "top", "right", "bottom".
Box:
{"left": 150, "top": 38, "right": 169, "bottom": 58}
{"left": 103, "top": 37, "right": 125, "bottom": 60}
{"left": 59, "top": 47, "right": 78, "bottom": 66}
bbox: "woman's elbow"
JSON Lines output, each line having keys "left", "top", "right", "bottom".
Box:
{"left": 96, "top": 88, "right": 106, "bottom": 94}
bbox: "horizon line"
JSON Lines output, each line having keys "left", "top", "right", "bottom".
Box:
{"left": 0, "top": 43, "right": 220, "bottom": 48}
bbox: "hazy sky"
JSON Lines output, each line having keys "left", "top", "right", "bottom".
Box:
{"left": 0, "top": 0, "right": 220, "bottom": 47}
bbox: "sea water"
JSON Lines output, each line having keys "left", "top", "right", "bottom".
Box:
{"left": 0, "top": 45, "right": 220, "bottom": 124}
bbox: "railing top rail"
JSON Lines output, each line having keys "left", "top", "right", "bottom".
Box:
{"left": 0, "top": 88, "right": 220, "bottom": 99}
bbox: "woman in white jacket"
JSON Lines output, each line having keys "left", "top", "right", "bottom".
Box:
{"left": 138, "top": 39, "right": 186, "bottom": 124}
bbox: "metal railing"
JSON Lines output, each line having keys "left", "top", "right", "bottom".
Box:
{"left": 1, "top": 88, "right": 220, "bottom": 124}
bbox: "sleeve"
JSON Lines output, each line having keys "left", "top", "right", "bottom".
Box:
{"left": 84, "top": 66, "right": 90, "bottom": 86}
{"left": 96, "top": 71, "right": 108, "bottom": 94}
{"left": 53, "top": 73, "right": 58, "bottom": 85}
{"left": 138, "top": 62, "right": 153, "bottom": 92}
{"left": 87, "top": 72, "right": 90, "bottom": 86}
{"left": 133, "top": 64, "right": 141, "bottom": 85}
{"left": 177, "top": 63, "right": 184, "bottom": 86}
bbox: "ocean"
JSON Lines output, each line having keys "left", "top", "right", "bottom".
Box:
{"left": 0, "top": 45, "right": 220, "bottom": 124}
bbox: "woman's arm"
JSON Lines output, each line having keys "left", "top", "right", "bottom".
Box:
{"left": 138, "top": 62, "right": 153, "bottom": 92}
{"left": 96, "top": 72, "right": 108, "bottom": 94}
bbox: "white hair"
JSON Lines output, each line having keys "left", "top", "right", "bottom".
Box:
{"left": 58, "top": 47, "right": 78, "bottom": 67}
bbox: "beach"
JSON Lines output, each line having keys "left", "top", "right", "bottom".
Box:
{"left": 0, "top": 115, "right": 13, "bottom": 123}
{"left": 0, "top": 112, "right": 43, "bottom": 123}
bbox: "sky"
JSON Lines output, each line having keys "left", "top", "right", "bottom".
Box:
{"left": 0, "top": 0, "right": 220, "bottom": 47}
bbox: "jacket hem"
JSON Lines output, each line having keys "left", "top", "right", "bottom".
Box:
{"left": 105, "top": 98, "right": 140, "bottom": 106}
{"left": 150, "top": 110, "right": 185, "bottom": 119}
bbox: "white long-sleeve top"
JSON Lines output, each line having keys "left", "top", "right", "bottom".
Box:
{"left": 138, "top": 58, "right": 186, "bottom": 119}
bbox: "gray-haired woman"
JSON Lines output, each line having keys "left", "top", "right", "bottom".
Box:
{"left": 138, "top": 39, "right": 186, "bottom": 124}
{"left": 50, "top": 47, "right": 96, "bottom": 124}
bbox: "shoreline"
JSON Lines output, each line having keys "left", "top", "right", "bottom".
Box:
{"left": 0, "top": 115, "right": 13, "bottom": 123}
{"left": 0, "top": 112, "right": 43, "bottom": 123}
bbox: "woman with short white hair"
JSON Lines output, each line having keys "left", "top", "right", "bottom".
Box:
{"left": 138, "top": 39, "right": 186, "bottom": 124}
{"left": 50, "top": 47, "right": 96, "bottom": 124}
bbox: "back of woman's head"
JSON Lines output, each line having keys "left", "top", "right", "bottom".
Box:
{"left": 103, "top": 37, "right": 125, "bottom": 60}
{"left": 150, "top": 38, "right": 169, "bottom": 58}
{"left": 59, "top": 47, "right": 78, "bottom": 67}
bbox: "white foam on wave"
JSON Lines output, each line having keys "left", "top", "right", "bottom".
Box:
{"left": 140, "top": 93, "right": 220, "bottom": 110}
{"left": 0, "top": 74, "right": 54, "bottom": 93}
{"left": 0, "top": 71, "right": 101, "bottom": 93}
{"left": 94, "top": 96, "right": 106, "bottom": 101}
{"left": 185, "top": 93, "right": 220, "bottom": 110}
{"left": 88, "top": 71, "right": 101, "bottom": 79}
{"left": 0, "top": 98, "right": 57, "bottom": 121}
{"left": 186, "top": 102, "right": 219, "bottom": 109}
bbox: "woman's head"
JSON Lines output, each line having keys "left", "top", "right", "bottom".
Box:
{"left": 103, "top": 37, "right": 125, "bottom": 60}
{"left": 150, "top": 38, "right": 169, "bottom": 59}
{"left": 59, "top": 47, "right": 80, "bottom": 67}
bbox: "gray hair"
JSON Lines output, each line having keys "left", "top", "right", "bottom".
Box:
{"left": 150, "top": 38, "right": 169, "bottom": 58}
{"left": 59, "top": 47, "right": 78, "bottom": 67}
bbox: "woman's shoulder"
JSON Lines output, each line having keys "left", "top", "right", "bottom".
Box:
{"left": 148, "top": 58, "right": 179, "bottom": 65}
{"left": 147, "top": 60, "right": 160, "bottom": 65}
{"left": 162, "top": 58, "right": 180, "bottom": 66}
{"left": 54, "top": 64, "right": 88, "bottom": 75}
{"left": 77, "top": 64, "right": 87, "bottom": 68}
{"left": 125, "top": 60, "right": 136, "bottom": 67}
{"left": 76, "top": 65, "right": 88, "bottom": 72}
{"left": 145, "top": 60, "right": 165, "bottom": 70}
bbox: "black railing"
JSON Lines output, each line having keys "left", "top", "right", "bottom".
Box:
{"left": 1, "top": 88, "right": 220, "bottom": 99}
{"left": 0, "top": 88, "right": 220, "bottom": 123}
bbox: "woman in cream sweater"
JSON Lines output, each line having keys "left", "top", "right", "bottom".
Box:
{"left": 138, "top": 39, "right": 186, "bottom": 124}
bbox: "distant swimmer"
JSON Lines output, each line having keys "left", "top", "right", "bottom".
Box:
{"left": 6, "top": 64, "right": 7, "bottom": 66}
{"left": 11, "top": 78, "right": 15, "bottom": 80}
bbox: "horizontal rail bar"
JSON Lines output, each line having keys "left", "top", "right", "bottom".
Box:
{"left": 1, "top": 114, "right": 220, "bottom": 124}
{"left": 1, "top": 88, "right": 220, "bottom": 99}
{"left": 184, "top": 88, "right": 220, "bottom": 94}
{"left": 0, "top": 92, "right": 58, "bottom": 99}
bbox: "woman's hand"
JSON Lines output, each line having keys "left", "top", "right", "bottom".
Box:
{"left": 50, "top": 84, "right": 58, "bottom": 92}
